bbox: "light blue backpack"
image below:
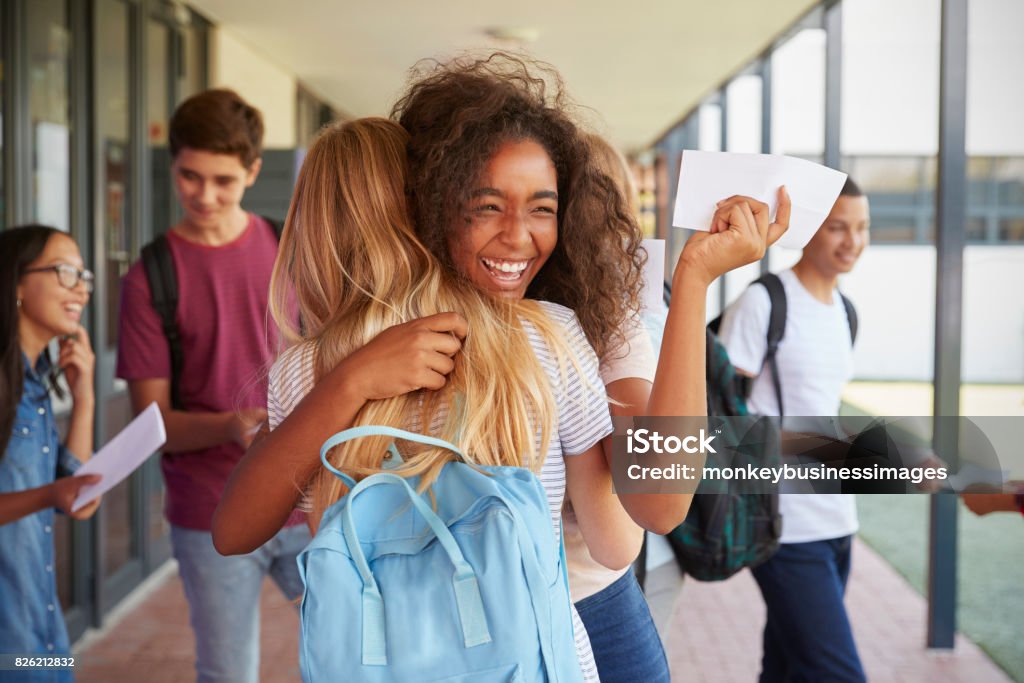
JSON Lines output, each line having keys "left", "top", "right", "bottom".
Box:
{"left": 297, "top": 425, "right": 584, "bottom": 683}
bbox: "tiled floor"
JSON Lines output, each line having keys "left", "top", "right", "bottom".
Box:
{"left": 74, "top": 538, "right": 1012, "bottom": 682}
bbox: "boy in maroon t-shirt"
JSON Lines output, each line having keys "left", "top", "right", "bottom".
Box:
{"left": 116, "top": 89, "right": 308, "bottom": 682}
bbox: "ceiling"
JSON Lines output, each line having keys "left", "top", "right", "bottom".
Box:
{"left": 187, "top": 0, "right": 820, "bottom": 151}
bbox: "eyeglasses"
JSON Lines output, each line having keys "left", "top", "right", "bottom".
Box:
{"left": 22, "top": 264, "right": 95, "bottom": 293}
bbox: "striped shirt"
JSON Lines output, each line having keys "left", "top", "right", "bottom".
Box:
{"left": 267, "top": 300, "right": 612, "bottom": 682}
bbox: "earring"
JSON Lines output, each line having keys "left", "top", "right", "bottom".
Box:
{"left": 16, "top": 299, "right": 22, "bottom": 308}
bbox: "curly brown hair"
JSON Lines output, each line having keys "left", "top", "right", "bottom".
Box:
{"left": 391, "top": 52, "right": 645, "bottom": 361}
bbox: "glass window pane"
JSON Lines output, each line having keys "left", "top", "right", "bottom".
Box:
{"left": 834, "top": 0, "right": 942, "bottom": 389}
{"left": 967, "top": 0, "right": 1024, "bottom": 158}
{"left": 180, "top": 20, "right": 206, "bottom": 99}
{"left": 96, "top": 0, "right": 135, "bottom": 577}
{"left": 771, "top": 28, "right": 825, "bottom": 157}
{"left": 993, "top": 159, "right": 1024, "bottom": 207}
{"left": 998, "top": 218, "right": 1024, "bottom": 242}
{"left": 726, "top": 75, "right": 762, "bottom": 154}
{"left": 698, "top": 103, "right": 721, "bottom": 152}
{"left": 842, "top": 0, "right": 940, "bottom": 156}
{"left": 27, "top": 0, "right": 72, "bottom": 233}
{"left": 966, "top": 157, "right": 993, "bottom": 206}
{"left": 96, "top": 0, "right": 132, "bottom": 350}
{"left": 148, "top": 20, "right": 173, "bottom": 238}
{"left": 965, "top": 216, "right": 987, "bottom": 243}
{"left": 964, "top": 0, "right": 1024, "bottom": 403}
{"left": 842, "top": 0, "right": 939, "bottom": 247}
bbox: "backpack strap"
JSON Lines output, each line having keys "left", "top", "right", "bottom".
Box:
{"left": 753, "top": 273, "right": 787, "bottom": 417}
{"left": 840, "top": 292, "right": 858, "bottom": 344}
{"left": 141, "top": 234, "right": 185, "bottom": 410}
{"left": 341, "top": 471, "right": 492, "bottom": 665}
{"left": 319, "top": 425, "right": 466, "bottom": 490}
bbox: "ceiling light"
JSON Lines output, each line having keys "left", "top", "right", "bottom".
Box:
{"left": 484, "top": 27, "right": 541, "bottom": 44}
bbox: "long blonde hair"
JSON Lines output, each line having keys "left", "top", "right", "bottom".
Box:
{"left": 269, "top": 118, "right": 566, "bottom": 520}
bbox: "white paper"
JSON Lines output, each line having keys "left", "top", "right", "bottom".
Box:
{"left": 71, "top": 402, "right": 166, "bottom": 512}
{"left": 640, "top": 239, "right": 666, "bottom": 311}
{"left": 672, "top": 150, "right": 848, "bottom": 250}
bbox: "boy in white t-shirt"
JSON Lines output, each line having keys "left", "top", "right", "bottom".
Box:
{"left": 718, "top": 178, "right": 869, "bottom": 683}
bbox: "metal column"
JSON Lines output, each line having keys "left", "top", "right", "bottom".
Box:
{"left": 823, "top": 2, "right": 842, "bottom": 171}
{"left": 928, "top": 0, "right": 968, "bottom": 650}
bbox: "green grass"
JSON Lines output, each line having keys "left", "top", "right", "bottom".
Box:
{"left": 856, "top": 494, "right": 1024, "bottom": 682}
{"left": 841, "top": 387, "right": 1024, "bottom": 681}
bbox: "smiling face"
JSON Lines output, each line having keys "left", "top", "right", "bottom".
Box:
{"left": 803, "top": 195, "right": 871, "bottom": 277}
{"left": 172, "top": 147, "right": 260, "bottom": 231}
{"left": 17, "top": 233, "right": 90, "bottom": 348}
{"left": 446, "top": 139, "right": 559, "bottom": 300}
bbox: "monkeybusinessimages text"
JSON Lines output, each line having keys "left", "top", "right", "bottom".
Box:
{"left": 624, "top": 428, "right": 949, "bottom": 485}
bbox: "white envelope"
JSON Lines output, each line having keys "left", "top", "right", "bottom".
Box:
{"left": 71, "top": 402, "right": 166, "bottom": 512}
{"left": 672, "top": 150, "right": 848, "bottom": 250}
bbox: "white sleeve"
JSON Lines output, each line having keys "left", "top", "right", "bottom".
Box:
{"left": 558, "top": 314, "right": 614, "bottom": 457}
{"left": 599, "top": 314, "right": 657, "bottom": 385}
{"left": 267, "top": 344, "right": 316, "bottom": 429}
{"left": 718, "top": 284, "right": 772, "bottom": 377}
{"left": 266, "top": 344, "right": 317, "bottom": 513}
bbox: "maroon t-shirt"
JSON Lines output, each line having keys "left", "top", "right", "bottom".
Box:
{"left": 117, "top": 214, "right": 304, "bottom": 531}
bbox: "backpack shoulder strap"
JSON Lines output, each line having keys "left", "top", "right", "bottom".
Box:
{"left": 752, "top": 273, "right": 787, "bottom": 416}
{"left": 840, "top": 292, "right": 858, "bottom": 344}
{"left": 141, "top": 234, "right": 185, "bottom": 410}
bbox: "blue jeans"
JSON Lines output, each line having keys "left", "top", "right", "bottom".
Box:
{"left": 574, "top": 571, "right": 670, "bottom": 683}
{"left": 171, "top": 524, "right": 311, "bottom": 683}
{"left": 751, "top": 536, "right": 866, "bottom": 683}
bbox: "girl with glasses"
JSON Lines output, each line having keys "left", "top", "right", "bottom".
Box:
{"left": 0, "top": 225, "right": 101, "bottom": 678}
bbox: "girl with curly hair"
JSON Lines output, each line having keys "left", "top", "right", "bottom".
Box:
{"left": 390, "top": 52, "right": 789, "bottom": 682}
{"left": 214, "top": 118, "right": 643, "bottom": 679}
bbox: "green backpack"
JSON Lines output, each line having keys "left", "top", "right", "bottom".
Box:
{"left": 663, "top": 325, "right": 783, "bottom": 581}
{"left": 665, "top": 273, "right": 859, "bottom": 581}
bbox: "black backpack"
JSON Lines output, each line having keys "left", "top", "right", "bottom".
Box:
{"left": 664, "top": 273, "right": 857, "bottom": 581}
{"left": 139, "top": 215, "right": 283, "bottom": 409}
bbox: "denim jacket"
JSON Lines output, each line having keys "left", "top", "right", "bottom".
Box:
{"left": 0, "top": 352, "right": 81, "bottom": 680}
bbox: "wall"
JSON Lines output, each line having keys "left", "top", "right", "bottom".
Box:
{"left": 208, "top": 27, "right": 296, "bottom": 148}
{"left": 844, "top": 245, "right": 1024, "bottom": 383}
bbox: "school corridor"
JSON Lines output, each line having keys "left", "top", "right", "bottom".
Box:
{"left": 71, "top": 535, "right": 1012, "bottom": 683}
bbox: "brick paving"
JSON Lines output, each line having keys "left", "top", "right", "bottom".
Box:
{"left": 663, "top": 537, "right": 1013, "bottom": 683}
{"left": 73, "top": 566, "right": 299, "bottom": 682}
{"left": 74, "top": 537, "right": 1012, "bottom": 682}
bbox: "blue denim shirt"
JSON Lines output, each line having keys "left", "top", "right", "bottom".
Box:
{"left": 0, "top": 352, "right": 81, "bottom": 681}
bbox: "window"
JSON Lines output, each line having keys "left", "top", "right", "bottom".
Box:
{"left": 28, "top": 0, "right": 72, "bottom": 232}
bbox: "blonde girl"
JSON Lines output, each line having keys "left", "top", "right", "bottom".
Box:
{"left": 213, "top": 118, "right": 641, "bottom": 678}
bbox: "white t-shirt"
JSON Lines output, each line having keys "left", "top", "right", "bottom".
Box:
{"left": 266, "top": 300, "right": 611, "bottom": 682}
{"left": 718, "top": 269, "right": 858, "bottom": 544}
{"left": 565, "top": 312, "right": 657, "bottom": 601}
